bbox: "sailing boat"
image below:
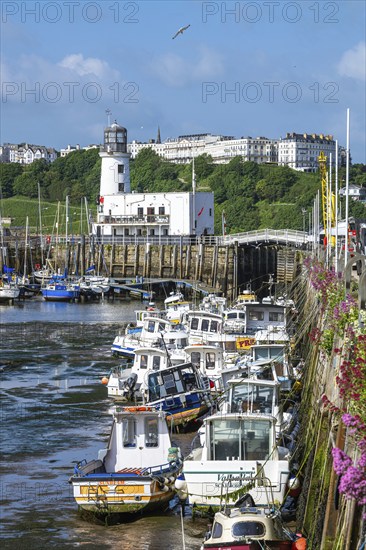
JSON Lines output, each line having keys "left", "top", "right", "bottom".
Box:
{"left": 0, "top": 213, "right": 20, "bottom": 304}
{"left": 32, "top": 186, "right": 55, "bottom": 283}
{"left": 18, "top": 216, "right": 41, "bottom": 297}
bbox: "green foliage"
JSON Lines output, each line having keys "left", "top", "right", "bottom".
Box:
{"left": 0, "top": 163, "right": 23, "bottom": 197}
{"left": 2, "top": 147, "right": 365, "bottom": 234}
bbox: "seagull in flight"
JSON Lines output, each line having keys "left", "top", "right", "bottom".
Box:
{"left": 172, "top": 24, "right": 190, "bottom": 39}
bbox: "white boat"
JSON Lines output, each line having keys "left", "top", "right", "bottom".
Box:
{"left": 179, "top": 411, "right": 291, "bottom": 511}
{"left": 201, "top": 498, "right": 294, "bottom": 549}
{"left": 79, "top": 275, "right": 110, "bottom": 296}
{"left": 186, "top": 302, "right": 288, "bottom": 356}
{"left": 106, "top": 348, "right": 172, "bottom": 401}
{"left": 184, "top": 344, "right": 225, "bottom": 393}
{"left": 69, "top": 405, "right": 183, "bottom": 516}
{"left": 0, "top": 281, "right": 20, "bottom": 303}
{"left": 111, "top": 316, "right": 188, "bottom": 358}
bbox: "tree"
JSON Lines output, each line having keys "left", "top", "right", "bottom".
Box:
{"left": 0, "top": 163, "right": 23, "bottom": 197}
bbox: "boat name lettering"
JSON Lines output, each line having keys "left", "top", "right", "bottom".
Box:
{"left": 217, "top": 473, "right": 254, "bottom": 486}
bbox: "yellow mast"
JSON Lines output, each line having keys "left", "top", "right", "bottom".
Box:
{"left": 318, "top": 152, "right": 335, "bottom": 245}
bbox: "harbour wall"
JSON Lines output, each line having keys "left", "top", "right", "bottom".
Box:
{"left": 290, "top": 256, "right": 365, "bottom": 550}
{"left": 2, "top": 239, "right": 299, "bottom": 300}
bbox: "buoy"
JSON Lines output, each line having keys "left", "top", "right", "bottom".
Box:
{"left": 101, "top": 376, "right": 109, "bottom": 385}
{"left": 123, "top": 406, "right": 153, "bottom": 412}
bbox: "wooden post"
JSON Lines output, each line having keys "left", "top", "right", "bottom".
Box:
{"left": 179, "top": 236, "right": 183, "bottom": 279}
{"left": 172, "top": 245, "right": 177, "bottom": 278}
{"left": 185, "top": 245, "right": 191, "bottom": 278}
{"left": 134, "top": 244, "right": 139, "bottom": 277}
{"left": 75, "top": 242, "right": 81, "bottom": 276}
{"left": 159, "top": 245, "right": 164, "bottom": 278}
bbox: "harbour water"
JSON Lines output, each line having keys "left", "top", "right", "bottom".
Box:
{"left": 0, "top": 299, "right": 207, "bottom": 549}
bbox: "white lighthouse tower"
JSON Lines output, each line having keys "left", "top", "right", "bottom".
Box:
{"left": 99, "top": 120, "right": 131, "bottom": 196}
{"left": 93, "top": 116, "right": 214, "bottom": 240}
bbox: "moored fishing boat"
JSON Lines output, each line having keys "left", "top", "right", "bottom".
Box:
{"left": 201, "top": 495, "right": 293, "bottom": 549}
{"left": 146, "top": 362, "right": 214, "bottom": 428}
{"left": 69, "top": 405, "right": 183, "bottom": 516}
{"left": 180, "top": 410, "right": 291, "bottom": 511}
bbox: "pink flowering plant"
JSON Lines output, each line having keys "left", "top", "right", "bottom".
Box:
{"left": 305, "top": 258, "right": 366, "bottom": 511}
{"left": 305, "top": 258, "right": 358, "bottom": 355}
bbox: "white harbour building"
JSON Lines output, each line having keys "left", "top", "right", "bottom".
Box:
{"left": 92, "top": 121, "right": 214, "bottom": 239}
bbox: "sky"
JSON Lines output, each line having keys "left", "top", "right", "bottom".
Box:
{"left": 1, "top": 0, "right": 365, "bottom": 162}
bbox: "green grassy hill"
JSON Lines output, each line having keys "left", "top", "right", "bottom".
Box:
{"left": 1, "top": 196, "right": 94, "bottom": 235}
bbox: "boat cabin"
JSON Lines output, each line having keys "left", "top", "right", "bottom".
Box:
{"left": 96, "top": 407, "right": 174, "bottom": 471}
{"left": 147, "top": 362, "right": 206, "bottom": 402}
{"left": 184, "top": 344, "right": 224, "bottom": 391}
{"left": 225, "top": 378, "right": 280, "bottom": 417}
{"left": 203, "top": 507, "right": 293, "bottom": 549}
{"left": 202, "top": 413, "right": 278, "bottom": 462}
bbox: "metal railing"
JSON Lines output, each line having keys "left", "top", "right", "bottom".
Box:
{"left": 1, "top": 229, "right": 310, "bottom": 248}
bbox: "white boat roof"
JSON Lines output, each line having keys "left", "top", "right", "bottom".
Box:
{"left": 187, "top": 310, "right": 222, "bottom": 320}
{"left": 204, "top": 411, "right": 277, "bottom": 423}
{"left": 134, "top": 348, "right": 168, "bottom": 357}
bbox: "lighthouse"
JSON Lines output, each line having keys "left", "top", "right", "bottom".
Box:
{"left": 99, "top": 120, "right": 131, "bottom": 196}
{"left": 93, "top": 117, "right": 214, "bottom": 240}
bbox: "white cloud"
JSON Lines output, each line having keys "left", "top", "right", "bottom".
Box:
{"left": 58, "top": 53, "right": 119, "bottom": 80}
{"left": 337, "top": 42, "right": 366, "bottom": 81}
{"left": 150, "top": 46, "right": 224, "bottom": 88}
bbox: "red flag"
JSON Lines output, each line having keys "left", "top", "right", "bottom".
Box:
{"left": 198, "top": 207, "right": 204, "bottom": 217}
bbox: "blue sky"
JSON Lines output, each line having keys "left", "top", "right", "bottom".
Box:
{"left": 1, "top": 1, "right": 365, "bottom": 161}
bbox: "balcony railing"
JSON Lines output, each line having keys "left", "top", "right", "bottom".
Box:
{"left": 98, "top": 214, "right": 170, "bottom": 225}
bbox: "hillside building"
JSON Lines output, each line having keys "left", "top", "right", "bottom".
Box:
{"left": 277, "top": 133, "right": 337, "bottom": 172}
{"left": 0, "top": 143, "right": 57, "bottom": 164}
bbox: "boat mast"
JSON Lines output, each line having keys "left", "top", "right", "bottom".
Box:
{"left": 55, "top": 201, "right": 60, "bottom": 273}
{"left": 23, "top": 216, "right": 29, "bottom": 283}
{"left": 38, "top": 182, "right": 44, "bottom": 266}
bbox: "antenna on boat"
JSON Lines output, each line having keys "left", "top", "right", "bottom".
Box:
{"left": 160, "top": 332, "right": 172, "bottom": 368}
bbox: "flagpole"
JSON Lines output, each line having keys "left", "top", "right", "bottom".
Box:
{"left": 344, "top": 108, "right": 350, "bottom": 269}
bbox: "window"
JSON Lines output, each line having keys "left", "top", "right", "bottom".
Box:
{"left": 201, "top": 319, "right": 209, "bottom": 332}
{"left": 118, "top": 164, "right": 124, "bottom": 173}
{"left": 122, "top": 418, "right": 136, "bottom": 447}
{"left": 269, "top": 312, "right": 284, "bottom": 322}
{"left": 145, "top": 417, "right": 159, "bottom": 447}
{"left": 140, "top": 354, "right": 148, "bottom": 369}
{"left": 152, "top": 355, "right": 161, "bottom": 371}
{"left": 137, "top": 207, "right": 143, "bottom": 219}
{"left": 190, "top": 318, "right": 199, "bottom": 330}
{"left": 147, "top": 207, "right": 155, "bottom": 222}
{"left": 212, "top": 522, "right": 223, "bottom": 539}
{"left": 249, "top": 310, "right": 264, "bottom": 321}
{"left": 147, "top": 321, "right": 156, "bottom": 333}
{"left": 191, "top": 351, "right": 201, "bottom": 367}
{"left": 209, "top": 418, "right": 271, "bottom": 460}
{"left": 205, "top": 352, "right": 216, "bottom": 370}
{"left": 232, "top": 522, "right": 265, "bottom": 537}
{"left": 159, "top": 206, "right": 165, "bottom": 215}
{"left": 210, "top": 320, "right": 219, "bottom": 332}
